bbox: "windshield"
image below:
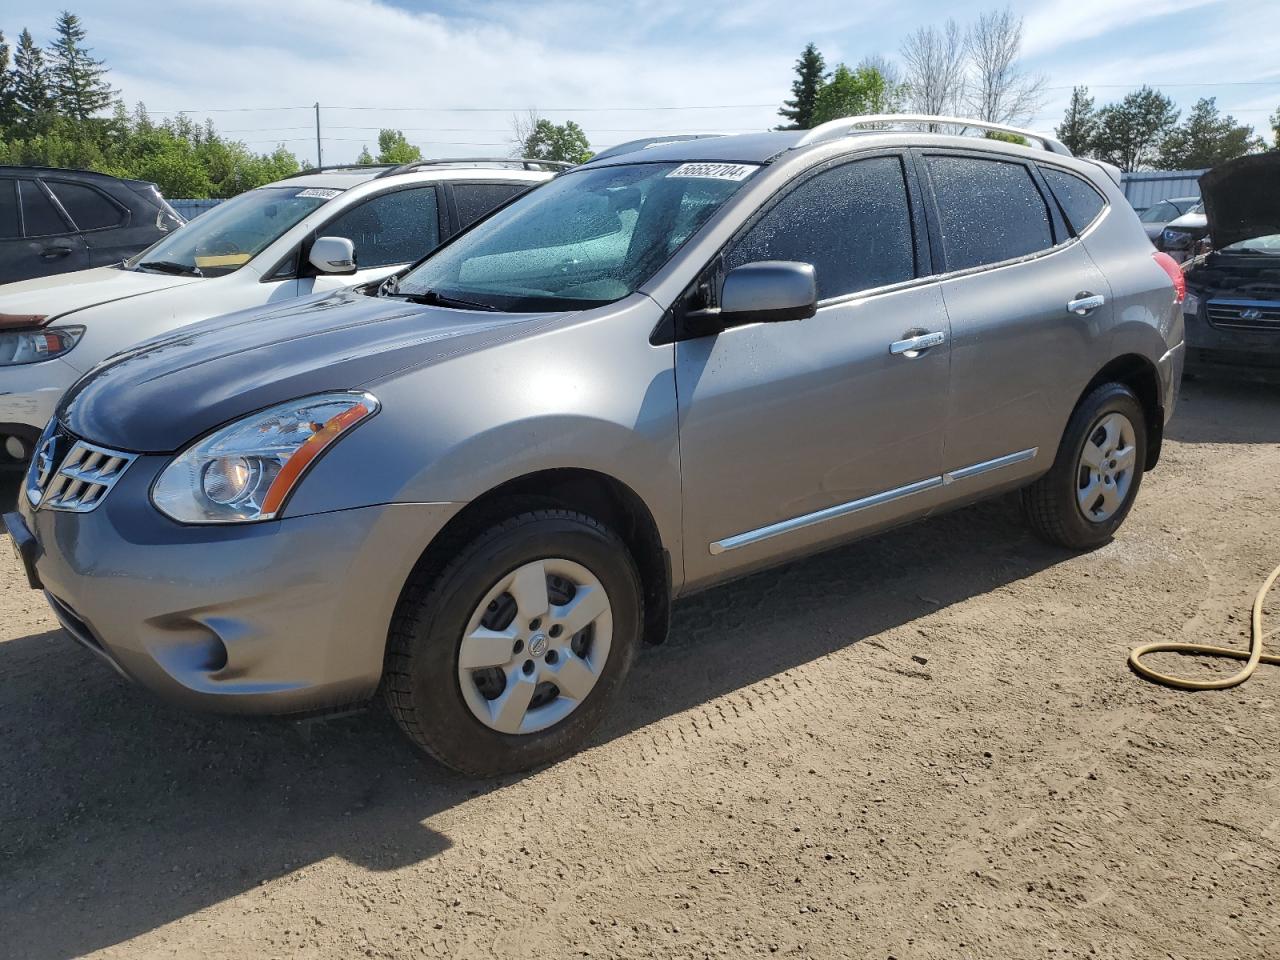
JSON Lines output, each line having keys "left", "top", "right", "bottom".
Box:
{"left": 1222, "top": 234, "right": 1280, "bottom": 254}
{"left": 1140, "top": 202, "right": 1173, "bottom": 223}
{"left": 395, "top": 161, "right": 757, "bottom": 311}
{"left": 127, "top": 185, "right": 340, "bottom": 277}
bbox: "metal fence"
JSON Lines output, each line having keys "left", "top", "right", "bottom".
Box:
{"left": 169, "top": 198, "right": 223, "bottom": 221}
{"left": 1119, "top": 170, "right": 1207, "bottom": 211}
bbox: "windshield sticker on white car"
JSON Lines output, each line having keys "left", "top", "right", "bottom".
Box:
{"left": 295, "top": 188, "right": 342, "bottom": 200}
{"left": 666, "top": 163, "right": 758, "bottom": 181}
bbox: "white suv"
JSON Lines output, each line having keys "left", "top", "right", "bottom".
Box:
{"left": 0, "top": 160, "right": 559, "bottom": 463}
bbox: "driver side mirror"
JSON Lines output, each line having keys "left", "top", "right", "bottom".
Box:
{"left": 686, "top": 261, "right": 817, "bottom": 336}
{"left": 308, "top": 236, "right": 357, "bottom": 275}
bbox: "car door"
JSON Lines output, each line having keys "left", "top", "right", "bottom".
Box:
{"left": 916, "top": 150, "right": 1114, "bottom": 485}
{"left": 298, "top": 184, "right": 446, "bottom": 295}
{"left": 674, "top": 153, "right": 952, "bottom": 588}
{"left": 0, "top": 178, "right": 89, "bottom": 283}
{"left": 43, "top": 178, "right": 131, "bottom": 266}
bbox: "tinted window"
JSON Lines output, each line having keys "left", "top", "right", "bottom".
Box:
{"left": 1040, "top": 168, "right": 1106, "bottom": 235}
{"left": 926, "top": 156, "right": 1053, "bottom": 271}
{"left": 0, "top": 180, "right": 18, "bottom": 239}
{"left": 47, "top": 181, "right": 124, "bottom": 231}
{"left": 453, "top": 182, "right": 528, "bottom": 230}
{"left": 19, "top": 180, "right": 70, "bottom": 237}
{"left": 727, "top": 156, "right": 916, "bottom": 300}
{"left": 324, "top": 187, "right": 440, "bottom": 269}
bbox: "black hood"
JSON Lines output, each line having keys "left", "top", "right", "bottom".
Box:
{"left": 1199, "top": 153, "right": 1280, "bottom": 251}
{"left": 58, "top": 289, "right": 559, "bottom": 452}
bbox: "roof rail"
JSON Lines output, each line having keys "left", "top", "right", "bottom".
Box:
{"left": 291, "top": 162, "right": 398, "bottom": 176}
{"left": 793, "top": 114, "right": 1072, "bottom": 156}
{"left": 375, "top": 157, "right": 572, "bottom": 178}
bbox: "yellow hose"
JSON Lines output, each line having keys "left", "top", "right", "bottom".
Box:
{"left": 1129, "top": 561, "right": 1280, "bottom": 690}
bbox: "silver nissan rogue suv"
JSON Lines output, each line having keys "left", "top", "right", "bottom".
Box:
{"left": 6, "top": 116, "right": 1187, "bottom": 777}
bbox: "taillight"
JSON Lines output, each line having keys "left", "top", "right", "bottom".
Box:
{"left": 1152, "top": 251, "right": 1185, "bottom": 305}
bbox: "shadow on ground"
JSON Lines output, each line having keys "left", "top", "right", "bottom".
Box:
{"left": 1169, "top": 374, "right": 1280, "bottom": 444}
{"left": 1, "top": 495, "right": 1068, "bottom": 959}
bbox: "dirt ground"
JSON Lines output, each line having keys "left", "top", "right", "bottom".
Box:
{"left": 1, "top": 377, "right": 1278, "bottom": 960}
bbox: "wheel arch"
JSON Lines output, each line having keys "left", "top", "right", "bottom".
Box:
{"left": 399, "top": 467, "right": 673, "bottom": 648}
{"left": 1078, "top": 353, "right": 1164, "bottom": 469}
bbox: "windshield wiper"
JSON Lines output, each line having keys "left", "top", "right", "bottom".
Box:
{"left": 137, "top": 260, "right": 203, "bottom": 277}
{"left": 389, "top": 289, "right": 499, "bottom": 312}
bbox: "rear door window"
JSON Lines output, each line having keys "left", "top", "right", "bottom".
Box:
{"left": 322, "top": 187, "right": 441, "bottom": 269}
{"left": 47, "top": 181, "right": 125, "bottom": 231}
{"left": 19, "top": 179, "right": 72, "bottom": 237}
{"left": 726, "top": 155, "right": 917, "bottom": 300}
{"left": 925, "top": 156, "right": 1053, "bottom": 271}
{"left": 1040, "top": 167, "right": 1106, "bottom": 235}
{"left": 0, "top": 180, "right": 19, "bottom": 239}
{"left": 452, "top": 182, "right": 529, "bottom": 231}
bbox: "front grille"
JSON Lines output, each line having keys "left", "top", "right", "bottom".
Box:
{"left": 1206, "top": 300, "right": 1280, "bottom": 332}
{"left": 25, "top": 425, "right": 137, "bottom": 514}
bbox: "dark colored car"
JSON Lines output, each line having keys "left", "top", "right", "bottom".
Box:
{"left": 0, "top": 167, "right": 184, "bottom": 284}
{"left": 1182, "top": 154, "right": 1280, "bottom": 376}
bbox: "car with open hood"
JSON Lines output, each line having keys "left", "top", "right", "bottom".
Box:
{"left": 4, "top": 115, "right": 1185, "bottom": 777}
{"left": 1182, "top": 153, "right": 1280, "bottom": 376}
{"left": 0, "top": 159, "right": 558, "bottom": 467}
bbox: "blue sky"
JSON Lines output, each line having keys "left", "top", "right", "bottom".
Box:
{"left": 7, "top": 0, "right": 1279, "bottom": 164}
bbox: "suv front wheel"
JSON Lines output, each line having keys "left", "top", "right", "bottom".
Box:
{"left": 384, "top": 508, "right": 642, "bottom": 777}
{"left": 1022, "top": 382, "right": 1148, "bottom": 550}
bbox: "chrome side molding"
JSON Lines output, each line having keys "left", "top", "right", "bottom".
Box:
{"left": 709, "top": 447, "right": 1038, "bottom": 555}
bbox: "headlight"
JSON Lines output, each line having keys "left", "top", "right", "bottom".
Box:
{"left": 1162, "top": 229, "right": 1190, "bottom": 250}
{"left": 151, "top": 391, "right": 379, "bottom": 524}
{"left": 0, "top": 326, "right": 83, "bottom": 365}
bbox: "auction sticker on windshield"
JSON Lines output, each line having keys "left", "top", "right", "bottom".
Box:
{"left": 296, "top": 188, "right": 343, "bottom": 200}
{"left": 666, "top": 163, "right": 758, "bottom": 181}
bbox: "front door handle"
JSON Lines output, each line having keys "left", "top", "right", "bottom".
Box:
{"left": 890, "top": 330, "right": 946, "bottom": 357}
{"left": 1067, "top": 293, "right": 1106, "bottom": 315}
{"left": 40, "top": 243, "right": 74, "bottom": 260}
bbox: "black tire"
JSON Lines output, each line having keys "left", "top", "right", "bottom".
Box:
{"left": 384, "top": 508, "right": 642, "bottom": 777}
{"left": 1022, "top": 382, "right": 1148, "bottom": 550}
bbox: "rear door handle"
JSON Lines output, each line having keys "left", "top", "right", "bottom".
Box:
{"left": 40, "top": 243, "right": 74, "bottom": 260}
{"left": 890, "top": 330, "right": 946, "bottom": 356}
{"left": 1067, "top": 293, "right": 1105, "bottom": 315}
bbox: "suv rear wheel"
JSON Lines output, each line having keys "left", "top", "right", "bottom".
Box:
{"left": 1022, "top": 382, "right": 1147, "bottom": 550}
{"left": 384, "top": 508, "right": 642, "bottom": 777}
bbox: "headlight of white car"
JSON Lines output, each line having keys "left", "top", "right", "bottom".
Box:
{"left": 0, "top": 326, "right": 84, "bottom": 365}
{"left": 151, "top": 392, "right": 379, "bottom": 524}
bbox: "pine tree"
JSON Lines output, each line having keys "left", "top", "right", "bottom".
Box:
{"left": 1055, "top": 86, "right": 1098, "bottom": 156}
{"left": 48, "top": 11, "right": 115, "bottom": 120}
{"left": 12, "top": 29, "right": 55, "bottom": 135}
{"left": 777, "top": 42, "right": 828, "bottom": 130}
{"left": 1157, "top": 98, "right": 1261, "bottom": 169}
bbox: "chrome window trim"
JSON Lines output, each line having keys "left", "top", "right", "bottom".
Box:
{"left": 709, "top": 447, "right": 1038, "bottom": 555}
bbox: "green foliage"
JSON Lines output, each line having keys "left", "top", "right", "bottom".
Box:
{"left": 0, "top": 11, "right": 301, "bottom": 197}
{"left": 778, "top": 42, "right": 828, "bottom": 130}
{"left": 1157, "top": 98, "right": 1262, "bottom": 169}
{"left": 1055, "top": 86, "right": 1097, "bottom": 156}
{"left": 1091, "top": 86, "right": 1180, "bottom": 171}
{"left": 520, "top": 119, "right": 592, "bottom": 164}
{"left": 1267, "top": 105, "right": 1278, "bottom": 150}
{"left": 375, "top": 128, "right": 421, "bottom": 164}
{"left": 355, "top": 144, "right": 375, "bottom": 165}
{"left": 983, "top": 130, "right": 1028, "bottom": 145}
{"left": 810, "top": 63, "right": 898, "bottom": 126}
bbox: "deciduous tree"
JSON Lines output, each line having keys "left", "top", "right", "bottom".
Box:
{"left": 963, "top": 7, "right": 1044, "bottom": 125}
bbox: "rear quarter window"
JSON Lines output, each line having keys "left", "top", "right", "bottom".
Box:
{"left": 925, "top": 156, "right": 1053, "bottom": 271}
{"left": 1039, "top": 167, "right": 1107, "bottom": 235}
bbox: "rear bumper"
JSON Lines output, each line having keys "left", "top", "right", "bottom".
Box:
{"left": 16, "top": 461, "right": 462, "bottom": 715}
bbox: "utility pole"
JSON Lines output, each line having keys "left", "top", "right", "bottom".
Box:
{"left": 314, "top": 102, "right": 322, "bottom": 168}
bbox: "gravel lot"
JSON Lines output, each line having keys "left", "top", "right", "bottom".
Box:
{"left": 2, "top": 377, "right": 1278, "bottom": 960}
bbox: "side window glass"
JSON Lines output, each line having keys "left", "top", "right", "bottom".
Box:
{"left": 0, "top": 180, "right": 19, "bottom": 239}
{"left": 726, "top": 156, "right": 916, "bottom": 300}
{"left": 1140, "top": 202, "right": 1172, "bottom": 223}
{"left": 47, "top": 181, "right": 124, "bottom": 231}
{"left": 453, "top": 182, "right": 528, "bottom": 230}
{"left": 926, "top": 156, "right": 1053, "bottom": 271}
{"left": 1040, "top": 167, "right": 1106, "bottom": 234}
{"left": 322, "top": 187, "right": 441, "bottom": 269}
{"left": 19, "top": 180, "right": 71, "bottom": 237}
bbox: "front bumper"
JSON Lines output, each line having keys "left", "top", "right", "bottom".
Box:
{"left": 1184, "top": 302, "right": 1280, "bottom": 376}
{"left": 0, "top": 357, "right": 81, "bottom": 435}
{"left": 14, "top": 456, "right": 462, "bottom": 715}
